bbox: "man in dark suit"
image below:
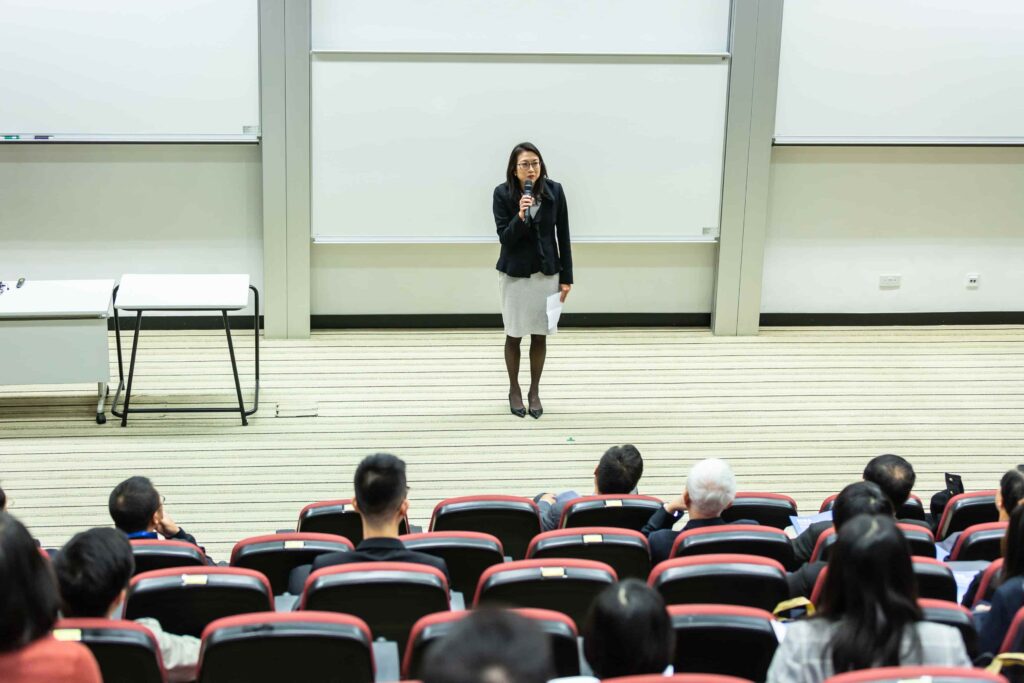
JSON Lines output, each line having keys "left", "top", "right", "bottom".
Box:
{"left": 287, "top": 453, "right": 448, "bottom": 595}
{"left": 641, "top": 458, "right": 755, "bottom": 564}
{"left": 791, "top": 453, "right": 925, "bottom": 565}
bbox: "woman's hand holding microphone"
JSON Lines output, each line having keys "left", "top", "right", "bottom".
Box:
{"left": 518, "top": 194, "right": 534, "bottom": 221}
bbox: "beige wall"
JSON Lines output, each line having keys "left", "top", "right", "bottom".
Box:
{"left": 762, "top": 146, "right": 1024, "bottom": 313}
{"left": 311, "top": 243, "right": 717, "bottom": 315}
{"left": 0, "top": 144, "right": 262, "bottom": 313}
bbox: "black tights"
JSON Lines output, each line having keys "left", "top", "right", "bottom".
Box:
{"left": 505, "top": 335, "right": 546, "bottom": 410}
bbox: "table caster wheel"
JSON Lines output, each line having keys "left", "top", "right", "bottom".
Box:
{"left": 96, "top": 413, "right": 107, "bottom": 425}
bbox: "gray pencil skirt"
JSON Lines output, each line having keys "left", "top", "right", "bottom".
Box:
{"left": 498, "top": 271, "right": 560, "bottom": 338}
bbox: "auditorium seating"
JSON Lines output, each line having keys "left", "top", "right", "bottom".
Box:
{"left": 229, "top": 532, "right": 354, "bottom": 595}
{"left": 473, "top": 558, "right": 617, "bottom": 626}
{"left": 603, "top": 675, "right": 754, "bottom": 683}
{"left": 296, "top": 498, "right": 410, "bottom": 543}
{"left": 54, "top": 618, "right": 167, "bottom": 683}
{"left": 401, "top": 531, "right": 505, "bottom": 595}
{"left": 947, "top": 522, "right": 1007, "bottom": 562}
{"left": 300, "top": 561, "right": 449, "bottom": 656}
{"left": 526, "top": 527, "right": 651, "bottom": 580}
{"left": 130, "top": 539, "right": 207, "bottom": 575}
{"left": 124, "top": 566, "right": 274, "bottom": 638}
{"left": 998, "top": 605, "right": 1024, "bottom": 653}
{"left": 197, "top": 612, "right": 374, "bottom": 683}
{"left": 972, "top": 558, "right": 1004, "bottom": 608}
{"left": 402, "top": 608, "right": 580, "bottom": 680}
{"left": 810, "top": 523, "right": 936, "bottom": 563}
{"left": 429, "top": 495, "right": 541, "bottom": 560}
{"left": 721, "top": 491, "right": 798, "bottom": 529}
{"left": 913, "top": 557, "right": 959, "bottom": 602}
{"left": 670, "top": 524, "right": 796, "bottom": 570}
{"left": 936, "top": 491, "right": 999, "bottom": 540}
{"left": 558, "top": 494, "right": 664, "bottom": 531}
{"left": 648, "top": 554, "right": 789, "bottom": 612}
{"left": 824, "top": 667, "right": 1005, "bottom": 683}
{"left": 667, "top": 604, "right": 778, "bottom": 682}
{"left": 819, "top": 492, "right": 926, "bottom": 522}
{"left": 918, "top": 599, "right": 978, "bottom": 658}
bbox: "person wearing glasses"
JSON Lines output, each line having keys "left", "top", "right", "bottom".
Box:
{"left": 108, "top": 476, "right": 214, "bottom": 564}
{"left": 493, "top": 141, "right": 573, "bottom": 419}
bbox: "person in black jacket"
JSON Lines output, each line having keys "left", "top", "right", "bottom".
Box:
{"left": 108, "top": 476, "right": 212, "bottom": 563}
{"left": 287, "top": 453, "right": 448, "bottom": 595}
{"left": 493, "top": 142, "right": 573, "bottom": 419}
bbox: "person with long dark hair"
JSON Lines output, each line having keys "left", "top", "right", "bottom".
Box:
{"left": 493, "top": 142, "right": 572, "bottom": 419}
{"left": 0, "top": 512, "right": 102, "bottom": 682}
{"left": 766, "top": 514, "right": 970, "bottom": 682}
{"left": 976, "top": 504, "right": 1024, "bottom": 654}
{"left": 582, "top": 579, "right": 675, "bottom": 679}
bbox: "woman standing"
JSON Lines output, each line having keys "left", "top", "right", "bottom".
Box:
{"left": 493, "top": 142, "right": 573, "bottom": 419}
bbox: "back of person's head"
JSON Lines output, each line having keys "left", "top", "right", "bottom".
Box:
{"left": 0, "top": 484, "right": 6, "bottom": 511}
{"left": 421, "top": 609, "right": 554, "bottom": 683}
{"left": 353, "top": 453, "right": 408, "bottom": 524}
{"left": 595, "top": 444, "right": 644, "bottom": 494}
{"left": 863, "top": 454, "right": 916, "bottom": 509}
{"left": 54, "top": 528, "right": 135, "bottom": 618}
{"left": 833, "top": 481, "right": 894, "bottom": 530}
{"left": 583, "top": 579, "right": 674, "bottom": 678}
{"left": 1000, "top": 466, "right": 1024, "bottom": 517}
{"left": 0, "top": 512, "right": 59, "bottom": 653}
{"left": 685, "top": 458, "right": 736, "bottom": 517}
{"left": 820, "top": 514, "right": 922, "bottom": 671}
{"left": 108, "top": 476, "right": 160, "bottom": 534}
{"left": 1000, "top": 505, "right": 1024, "bottom": 585}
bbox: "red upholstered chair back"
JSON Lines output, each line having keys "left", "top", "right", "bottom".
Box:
{"left": 429, "top": 495, "right": 541, "bottom": 560}
{"left": 230, "top": 532, "right": 354, "bottom": 595}
{"left": 527, "top": 526, "right": 651, "bottom": 580}
{"left": 300, "top": 561, "right": 450, "bottom": 657}
{"left": 948, "top": 522, "right": 1007, "bottom": 562}
{"left": 936, "top": 490, "right": 999, "bottom": 540}
{"left": 973, "top": 558, "right": 1004, "bottom": 608}
{"left": 670, "top": 524, "right": 796, "bottom": 570}
{"left": 667, "top": 604, "right": 779, "bottom": 682}
{"left": 197, "top": 611, "right": 374, "bottom": 683}
{"left": 918, "top": 598, "right": 978, "bottom": 659}
{"left": 54, "top": 618, "right": 167, "bottom": 683}
{"left": 401, "top": 531, "right": 505, "bottom": 595}
{"left": 722, "top": 492, "right": 798, "bottom": 529}
{"left": 473, "top": 558, "right": 617, "bottom": 627}
{"left": 125, "top": 566, "right": 274, "bottom": 638}
{"left": 648, "top": 553, "right": 789, "bottom": 612}
{"left": 130, "top": 539, "right": 207, "bottom": 575}
{"left": 559, "top": 494, "right": 664, "bottom": 532}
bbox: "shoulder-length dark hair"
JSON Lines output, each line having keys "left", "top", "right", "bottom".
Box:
{"left": 0, "top": 512, "right": 60, "bottom": 653}
{"left": 999, "top": 504, "right": 1024, "bottom": 587}
{"left": 818, "top": 513, "right": 922, "bottom": 673}
{"left": 504, "top": 141, "right": 549, "bottom": 197}
{"left": 583, "top": 579, "right": 674, "bottom": 678}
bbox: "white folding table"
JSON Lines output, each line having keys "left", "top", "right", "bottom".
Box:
{"left": 0, "top": 279, "right": 115, "bottom": 423}
{"left": 110, "top": 274, "right": 259, "bottom": 426}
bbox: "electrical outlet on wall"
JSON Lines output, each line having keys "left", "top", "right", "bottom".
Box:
{"left": 966, "top": 273, "right": 980, "bottom": 289}
{"left": 879, "top": 274, "right": 901, "bottom": 289}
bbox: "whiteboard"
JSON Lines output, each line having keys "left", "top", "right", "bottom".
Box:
{"left": 311, "top": 0, "right": 731, "bottom": 56}
{"left": 0, "top": 0, "right": 260, "bottom": 142}
{"left": 311, "top": 56, "right": 729, "bottom": 243}
{"left": 774, "top": 0, "right": 1024, "bottom": 144}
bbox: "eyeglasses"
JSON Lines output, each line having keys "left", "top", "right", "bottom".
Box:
{"left": 517, "top": 160, "right": 541, "bottom": 170}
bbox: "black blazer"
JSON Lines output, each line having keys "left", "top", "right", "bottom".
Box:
{"left": 493, "top": 178, "right": 573, "bottom": 285}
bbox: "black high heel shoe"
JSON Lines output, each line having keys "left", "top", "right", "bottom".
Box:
{"left": 509, "top": 393, "right": 527, "bottom": 418}
{"left": 528, "top": 393, "right": 543, "bottom": 419}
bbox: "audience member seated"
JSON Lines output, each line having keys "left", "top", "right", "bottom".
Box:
{"left": 787, "top": 481, "right": 894, "bottom": 599}
{"left": 793, "top": 454, "right": 921, "bottom": 565}
{"left": 53, "top": 527, "right": 200, "bottom": 682}
{"left": 109, "top": 476, "right": 211, "bottom": 561}
{"left": 421, "top": 609, "right": 554, "bottom": 683}
{"left": 581, "top": 579, "right": 674, "bottom": 680}
{"left": 641, "top": 458, "right": 754, "bottom": 564}
{"left": 535, "top": 444, "right": 644, "bottom": 532}
{"left": 0, "top": 483, "right": 6, "bottom": 511}
{"left": 974, "top": 504, "right": 1024, "bottom": 655}
{"left": 938, "top": 466, "right": 1024, "bottom": 561}
{"left": 766, "top": 515, "right": 970, "bottom": 683}
{"left": 0, "top": 512, "right": 102, "bottom": 683}
{"left": 287, "top": 453, "right": 449, "bottom": 595}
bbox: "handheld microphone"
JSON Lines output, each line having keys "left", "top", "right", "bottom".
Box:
{"left": 523, "top": 179, "right": 533, "bottom": 222}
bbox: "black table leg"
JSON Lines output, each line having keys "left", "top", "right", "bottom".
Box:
{"left": 121, "top": 311, "right": 143, "bottom": 427}
{"left": 223, "top": 310, "right": 247, "bottom": 426}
